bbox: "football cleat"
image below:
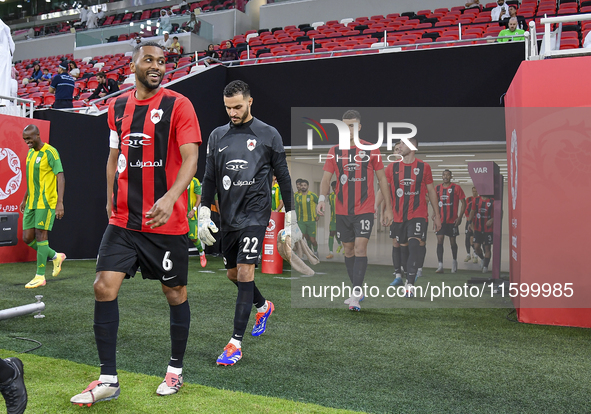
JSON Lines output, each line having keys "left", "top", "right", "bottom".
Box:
{"left": 417, "top": 268, "right": 423, "bottom": 278}
{"left": 70, "top": 381, "right": 120, "bottom": 407}
{"left": 252, "top": 301, "right": 274, "bottom": 337}
{"left": 464, "top": 254, "right": 472, "bottom": 262}
{"left": 435, "top": 264, "right": 444, "bottom": 274}
{"left": 25, "top": 275, "right": 46, "bottom": 289}
{"left": 0, "top": 357, "right": 27, "bottom": 414}
{"left": 199, "top": 253, "right": 207, "bottom": 268}
{"left": 326, "top": 253, "right": 334, "bottom": 259}
{"left": 405, "top": 285, "right": 415, "bottom": 298}
{"left": 344, "top": 294, "right": 365, "bottom": 305}
{"left": 156, "top": 372, "right": 183, "bottom": 396}
{"left": 389, "top": 276, "right": 404, "bottom": 287}
{"left": 451, "top": 260, "right": 458, "bottom": 273}
{"left": 472, "top": 256, "right": 479, "bottom": 264}
{"left": 482, "top": 266, "right": 488, "bottom": 274}
{"left": 216, "top": 343, "right": 242, "bottom": 366}
{"left": 52, "top": 253, "right": 66, "bottom": 277}
{"left": 336, "top": 245, "right": 343, "bottom": 254}
{"left": 348, "top": 296, "right": 361, "bottom": 312}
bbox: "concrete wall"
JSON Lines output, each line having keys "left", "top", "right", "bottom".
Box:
{"left": 13, "top": 33, "right": 76, "bottom": 62}
{"left": 260, "top": 0, "right": 471, "bottom": 30}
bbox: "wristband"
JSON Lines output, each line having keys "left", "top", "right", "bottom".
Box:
{"left": 318, "top": 195, "right": 325, "bottom": 203}
{"left": 193, "top": 206, "right": 198, "bottom": 211}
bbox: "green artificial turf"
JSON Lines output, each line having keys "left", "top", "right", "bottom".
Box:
{"left": 1, "top": 257, "right": 590, "bottom": 413}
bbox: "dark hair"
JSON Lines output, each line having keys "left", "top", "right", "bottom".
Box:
{"left": 43, "top": 68, "right": 49, "bottom": 72}
{"left": 342, "top": 109, "right": 361, "bottom": 121}
{"left": 132, "top": 41, "right": 164, "bottom": 61}
{"left": 331, "top": 181, "right": 336, "bottom": 189}
{"left": 301, "top": 179, "right": 309, "bottom": 185}
{"left": 173, "top": 36, "right": 179, "bottom": 40}
{"left": 224, "top": 80, "right": 250, "bottom": 98}
{"left": 443, "top": 169, "right": 452, "bottom": 175}
{"left": 408, "top": 137, "right": 418, "bottom": 148}
{"left": 296, "top": 178, "right": 303, "bottom": 184}
{"left": 69, "top": 61, "right": 78, "bottom": 68}
{"left": 96, "top": 71, "right": 106, "bottom": 78}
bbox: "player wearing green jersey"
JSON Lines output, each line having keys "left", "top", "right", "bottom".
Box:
{"left": 19, "top": 124, "right": 66, "bottom": 289}
{"left": 271, "top": 176, "right": 284, "bottom": 212}
{"left": 294, "top": 179, "right": 318, "bottom": 256}
{"left": 187, "top": 177, "right": 206, "bottom": 267}
{"left": 326, "top": 181, "right": 342, "bottom": 259}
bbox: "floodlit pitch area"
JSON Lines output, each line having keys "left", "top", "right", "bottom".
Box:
{"left": 1, "top": 257, "right": 590, "bottom": 413}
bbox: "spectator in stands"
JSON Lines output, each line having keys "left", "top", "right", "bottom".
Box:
{"left": 159, "top": 10, "right": 173, "bottom": 34}
{"left": 9, "top": 65, "right": 18, "bottom": 102}
{"left": 497, "top": 17, "right": 525, "bottom": 42}
{"left": 500, "top": 5, "right": 526, "bottom": 30}
{"left": 204, "top": 44, "right": 219, "bottom": 64}
{"left": 220, "top": 40, "right": 237, "bottom": 63}
{"left": 79, "top": 5, "right": 89, "bottom": 28}
{"left": 48, "top": 62, "right": 75, "bottom": 109}
{"left": 86, "top": 9, "right": 98, "bottom": 29}
{"left": 30, "top": 63, "right": 43, "bottom": 83}
{"left": 185, "top": 13, "right": 200, "bottom": 34}
{"left": 97, "top": 7, "right": 105, "bottom": 20}
{"left": 169, "top": 36, "right": 182, "bottom": 54}
{"left": 84, "top": 71, "right": 119, "bottom": 102}
{"left": 465, "top": 0, "right": 480, "bottom": 9}
{"left": 491, "top": 0, "right": 510, "bottom": 21}
{"left": 159, "top": 32, "right": 173, "bottom": 49}
{"left": 68, "top": 61, "right": 80, "bottom": 79}
{"left": 41, "top": 68, "right": 52, "bottom": 81}
{"left": 129, "top": 36, "right": 143, "bottom": 49}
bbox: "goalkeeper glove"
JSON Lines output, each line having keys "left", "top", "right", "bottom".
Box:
{"left": 198, "top": 206, "right": 218, "bottom": 246}
{"left": 279, "top": 210, "right": 302, "bottom": 244}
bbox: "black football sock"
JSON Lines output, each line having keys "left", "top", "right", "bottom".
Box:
{"left": 483, "top": 257, "right": 491, "bottom": 268}
{"left": 418, "top": 244, "right": 426, "bottom": 268}
{"left": 406, "top": 239, "right": 421, "bottom": 285}
{"left": 0, "top": 359, "right": 15, "bottom": 383}
{"left": 169, "top": 300, "right": 190, "bottom": 368}
{"left": 352, "top": 256, "right": 368, "bottom": 290}
{"left": 436, "top": 243, "right": 444, "bottom": 262}
{"left": 451, "top": 243, "right": 458, "bottom": 260}
{"left": 465, "top": 234, "right": 472, "bottom": 254}
{"left": 232, "top": 280, "right": 265, "bottom": 308}
{"left": 392, "top": 246, "right": 401, "bottom": 274}
{"left": 94, "top": 299, "right": 119, "bottom": 376}
{"left": 232, "top": 281, "right": 254, "bottom": 342}
{"left": 344, "top": 256, "right": 355, "bottom": 284}
{"left": 400, "top": 245, "right": 409, "bottom": 277}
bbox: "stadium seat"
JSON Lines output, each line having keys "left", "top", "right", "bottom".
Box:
{"left": 43, "top": 93, "right": 55, "bottom": 106}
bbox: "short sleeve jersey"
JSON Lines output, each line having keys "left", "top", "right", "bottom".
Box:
{"left": 25, "top": 143, "right": 63, "bottom": 210}
{"left": 435, "top": 183, "right": 466, "bottom": 224}
{"left": 464, "top": 196, "right": 473, "bottom": 218}
{"left": 322, "top": 141, "right": 384, "bottom": 216}
{"left": 295, "top": 191, "right": 318, "bottom": 222}
{"left": 202, "top": 117, "right": 290, "bottom": 231}
{"left": 271, "top": 182, "right": 282, "bottom": 211}
{"left": 50, "top": 73, "right": 75, "bottom": 100}
{"left": 107, "top": 88, "right": 202, "bottom": 235}
{"left": 472, "top": 196, "right": 494, "bottom": 233}
{"left": 385, "top": 158, "right": 433, "bottom": 222}
{"left": 187, "top": 177, "right": 201, "bottom": 220}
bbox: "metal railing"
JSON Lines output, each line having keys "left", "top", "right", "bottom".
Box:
{"left": 0, "top": 95, "right": 35, "bottom": 118}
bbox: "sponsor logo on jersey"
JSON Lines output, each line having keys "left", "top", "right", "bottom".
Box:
{"left": 130, "top": 159, "right": 163, "bottom": 168}
{"left": 225, "top": 159, "right": 248, "bottom": 171}
{"left": 440, "top": 195, "right": 449, "bottom": 201}
{"left": 122, "top": 133, "right": 152, "bottom": 148}
{"left": 413, "top": 168, "right": 420, "bottom": 176}
{"left": 234, "top": 178, "right": 255, "bottom": 186}
{"left": 400, "top": 178, "right": 415, "bottom": 186}
{"left": 477, "top": 213, "right": 481, "bottom": 219}
{"left": 117, "top": 153, "right": 127, "bottom": 173}
{"left": 404, "top": 190, "right": 420, "bottom": 196}
{"left": 396, "top": 188, "right": 404, "bottom": 198}
{"left": 150, "top": 109, "right": 164, "bottom": 124}
{"left": 438, "top": 201, "right": 443, "bottom": 207}
{"left": 223, "top": 175, "right": 231, "bottom": 190}
{"left": 349, "top": 177, "right": 366, "bottom": 182}
{"left": 247, "top": 139, "right": 256, "bottom": 151}
{"left": 340, "top": 174, "right": 347, "bottom": 185}
{"left": 344, "top": 163, "right": 360, "bottom": 171}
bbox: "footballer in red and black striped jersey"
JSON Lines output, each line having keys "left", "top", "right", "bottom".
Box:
{"left": 74, "top": 43, "right": 201, "bottom": 405}
{"left": 434, "top": 170, "right": 466, "bottom": 274}
{"left": 385, "top": 137, "right": 441, "bottom": 295}
{"left": 317, "top": 110, "right": 393, "bottom": 311}
{"left": 463, "top": 187, "right": 479, "bottom": 263}
{"left": 468, "top": 195, "right": 494, "bottom": 273}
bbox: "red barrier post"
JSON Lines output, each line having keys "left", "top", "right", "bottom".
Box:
{"left": 262, "top": 211, "right": 284, "bottom": 274}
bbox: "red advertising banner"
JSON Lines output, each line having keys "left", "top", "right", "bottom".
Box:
{"left": 262, "top": 211, "right": 284, "bottom": 274}
{"left": 505, "top": 57, "right": 591, "bottom": 327}
{"left": 0, "top": 115, "right": 51, "bottom": 264}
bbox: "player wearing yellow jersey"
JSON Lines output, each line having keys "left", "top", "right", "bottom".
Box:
{"left": 187, "top": 177, "right": 206, "bottom": 267}
{"left": 326, "top": 181, "right": 342, "bottom": 259}
{"left": 19, "top": 124, "right": 66, "bottom": 289}
{"left": 271, "top": 176, "right": 284, "bottom": 212}
{"left": 294, "top": 179, "right": 318, "bottom": 256}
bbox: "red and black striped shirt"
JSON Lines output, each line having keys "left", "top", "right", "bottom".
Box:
{"left": 322, "top": 141, "right": 384, "bottom": 216}
{"left": 471, "top": 196, "right": 494, "bottom": 233}
{"left": 107, "top": 88, "right": 201, "bottom": 235}
{"left": 464, "top": 196, "right": 473, "bottom": 218}
{"left": 436, "top": 183, "right": 465, "bottom": 224}
{"left": 385, "top": 158, "right": 433, "bottom": 222}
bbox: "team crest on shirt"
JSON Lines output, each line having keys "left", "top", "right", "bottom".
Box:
{"left": 448, "top": 188, "right": 452, "bottom": 193}
{"left": 413, "top": 168, "right": 420, "bottom": 176}
{"left": 150, "top": 109, "right": 164, "bottom": 124}
{"left": 36, "top": 157, "right": 41, "bottom": 164}
{"left": 340, "top": 174, "right": 347, "bottom": 185}
{"left": 486, "top": 202, "right": 491, "bottom": 207}
{"left": 247, "top": 139, "right": 256, "bottom": 151}
{"left": 222, "top": 175, "right": 231, "bottom": 190}
{"left": 396, "top": 188, "right": 404, "bottom": 198}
